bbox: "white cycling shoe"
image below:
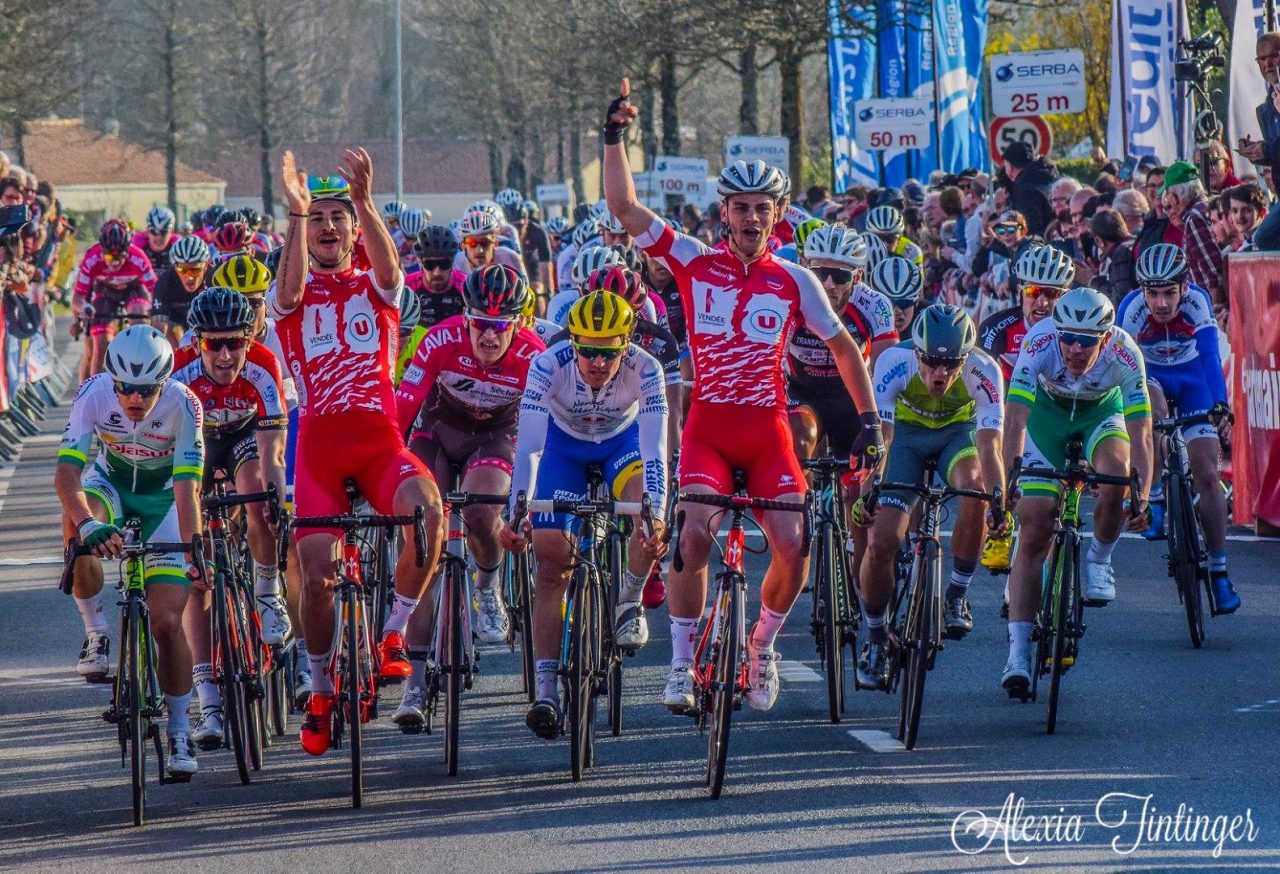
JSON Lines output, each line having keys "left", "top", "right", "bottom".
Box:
{"left": 475, "top": 588, "right": 510, "bottom": 644}
{"left": 256, "top": 595, "right": 292, "bottom": 645}
{"left": 745, "top": 636, "right": 781, "bottom": 711}
{"left": 77, "top": 632, "right": 110, "bottom": 680}
{"left": 392, "top": 685, "right": 426, "bottom": 732}
{"left": 1084, "top": 559, "right": 1116, "bottom": 604}
{"left": 167, "top": 734, "right": 198, "bottom": 777}
{"left": 614, "top": 603, "right": 649, "bottom": 652}
{"left": 661, "top": 664, "right": 695, "bottom": 712}
{"left": 192, "top": 707, "right": 224, "bottom": 752}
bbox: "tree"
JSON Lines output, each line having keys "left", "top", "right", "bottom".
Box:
{"left": 0, "top": 0, "right": 90, "bottom": 163}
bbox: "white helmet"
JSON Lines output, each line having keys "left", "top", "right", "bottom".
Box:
{"left": 804, "top": 224, "right": 867, "bottom": 268}
{"left": 104, "top": 326, "right": 174, "bottom": 385}
{"left": 863, "top": 233, "right": 889, "bottom": 270}
{"left": 545, "top": 216, "right": 570, "bottom": 237}
{"left": 398, "top": 286, "right": 421, "bottom": 332}
{"left": 448, "top": 219, "right": 462, "bottom": 243}
{"left": 866, "top": 205, "right": 905, "bottom": 235}
{"left": 1135, "top": 243, "right": 1189, "bottom": 285}
{"left": 1014, "top": 244, "right": 1075, "bottom": 288}
{"left": 169, "top": 235, "right": 210, "bottom": 265}
{"left": 867, "top": 256, "right": 923, "bottom": 305}
{"left": 589, "top": 199, "right": 609, "bottom": 221}
{"left": 146, "top": 206, "right": 175, "bottom": 233}
{"left": 466, "top": 200, "right": 505, "bottom": 224}
{"left": 1052, "top": 287, "right": 1115, "bottom": 334}
{"left": 598, "top": 209, "right": 626, "bottom": 235}
{"left": 398, "top": 207, "right": 427, "bottom": 239}
{"left": 382, "top": 200, "right": 407, "bottom": 221}
{"left": 570, "top": 218, "right": 601, "bottom": 249}
{"left": 458, "top": 208, "right": 501, "bottom": 238}
{"left": 571, "top": 245, "right": 625, "bottom": 290}
{"left": 715, "top": 159, "right": 787, "bottom": 199}
{"left": 495, "top": 188, "right": 524, "bottom": 208}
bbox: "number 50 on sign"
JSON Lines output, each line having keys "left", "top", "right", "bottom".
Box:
{"left": 853, "top": 98, "right": 933, "bottom": 151}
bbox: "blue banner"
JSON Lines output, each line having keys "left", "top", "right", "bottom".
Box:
{"left": 961, "top": 0, "right": 990, "bottom": 171}
{"left": 828, "top": 0, "right": 879, "bottom": 190}
{"left": 933, "top": 0, "right": 977, "bottom": 173}
{"left": 878, "top": 0, "right": 909, "bottom": 186}
{"left": 904, "top": 0, "right": 939, "bottom": 179}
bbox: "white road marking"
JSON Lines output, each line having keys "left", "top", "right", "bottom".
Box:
{"left": 848, "top": 729, "right": 907, "bottom": 752}
{"left": 0, "top": 556, "right": 65, "bottom": 566}
{"left": 1236, "top": 697, "right": 1280, "bottom": 713}
{"left": 776, "top": 660, "right": 822, "bottom": 683}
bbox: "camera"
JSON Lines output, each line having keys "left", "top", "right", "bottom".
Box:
{"left": 1175, "top": 30, "right": 1226, "bottom": 85}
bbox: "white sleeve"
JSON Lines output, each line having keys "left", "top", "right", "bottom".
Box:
{"left": 371, "top": 271, "right": 403, "bottom": 307}
{"left": 965, "top": 351, "right": 1006, "bottom": 432}
{"left": 634, "top": 353, "right": 669, "bottom": 518}
{"left": 873, "top": 346, "right": 912, "bottom": 423}
{"left": 509, "top": 352, "right": 556, "bottom": 516}
{"left": 791, "top": 265, "right": 843, "bottom": 341}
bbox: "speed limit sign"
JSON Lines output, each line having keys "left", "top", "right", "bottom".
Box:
{"left": 989, "top": 115, "right": 1054, "bottom": 165}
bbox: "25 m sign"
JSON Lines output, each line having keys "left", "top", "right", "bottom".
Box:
{"left": 990, "top": 49, "right": 1087, "bottom": 117}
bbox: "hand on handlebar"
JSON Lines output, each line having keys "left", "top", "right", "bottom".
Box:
{"left": 639, "top": 519, "right": 668, "bottom": 563}
{"left": 500, "top": 517, "right": 532, "bottom": 553}
{"left": 79, "top": 519, "right": 123, "bottom": 559}
{"left": 1125, "top": 498, "right": 1152, "bottom": 533}
{"left": 986, "top": 508, "right": 1013, "bottom": 538}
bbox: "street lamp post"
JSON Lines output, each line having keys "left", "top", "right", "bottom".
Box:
{"left": 394, "top": 0, "right": 404, "bottom": 200}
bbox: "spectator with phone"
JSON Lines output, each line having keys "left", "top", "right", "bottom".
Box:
{"left": 1237, "top": 32, "right": 1280, "bottom": 177}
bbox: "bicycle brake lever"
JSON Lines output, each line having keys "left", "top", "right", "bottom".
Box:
{"left": 672, "top": 509, "right": 686, "bottom": 573}
{"left": 413, "top": 506, "right": 427, "bottom": 567}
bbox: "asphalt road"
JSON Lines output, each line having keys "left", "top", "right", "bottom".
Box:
{"left": 2, "top": 373, "right": 1278, "bottom": 873}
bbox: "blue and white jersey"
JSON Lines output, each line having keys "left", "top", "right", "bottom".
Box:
{"left": 1116, "top": 282, "right": 1227, "bottom": 406}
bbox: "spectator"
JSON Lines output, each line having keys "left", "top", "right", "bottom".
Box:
{"left": 1112, "top": 189, "right": 1149, "bottom": 236}
{"left": 1134, "top": 164, "right": 1177, "bottom": 254}
{"left": 946, "top": 175, "right": 990, "bottom": 273}
{"left": 0, "top": 177, "right": 23, "bottom": 207}
{"left": 1160, "top": 160, "right": 1224, "bottom": 302}
{"left": 1225, "top": 183, "right": 1266, "bottom": 251}
{"left": 680, "top": 203, "right": 703, "bottom": 235}
{"left": 805, "top": 185, "right": 835, "bottom": 218}
{"left": 973, "top": 209, "right": 1038, "bottom": 277}
{"left": 1193, "top": 139, "right": 1243, "bottom": 193}
{"left": 999, "top": 141, "right": 1058, "bottom": 236}
{"left": 938, "top": 186, "right": 964, "bottom": 250}
{"left": 1050, "top": 177, "right": 1082, "bottom": 223}
{"left": 839, "top": 185, "right": 869, "bottom": 225}
{"left": 1207, "top": 195, "right": 1241, "bottom": 251}
{"left": 1094, "top": 172, "right": 1119, "bottom": 195}
{"left": 1238, "top": 31, "right": 1280, "bottom": 178}
{"left": 0, "top": 151, "right": 9, "bottom": 180}
{"left": 1087, "top": 208, "right": 1137, "bottom": 304}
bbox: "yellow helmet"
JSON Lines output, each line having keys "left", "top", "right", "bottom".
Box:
{"left": 211, "top": 254, "right": 272, "bottom": 295}
{"left": 566, "top": 291, "right": 634, "bottom": 339}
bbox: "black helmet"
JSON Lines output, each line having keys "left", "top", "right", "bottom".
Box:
{"left": 263, "top": 245, "right": 283, "bottom": 275}
{"left": 609, "top": 243, "right": 644, "bottom": 274}
{"left": 187, "top": 286, "right": 255, "bottom": 333}
{"left": 413, "top": 224, "right": 460, "bottom": 261}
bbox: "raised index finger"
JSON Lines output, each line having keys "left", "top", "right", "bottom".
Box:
{"left": 620, "top": 78, "right": 630, "bottom": 99}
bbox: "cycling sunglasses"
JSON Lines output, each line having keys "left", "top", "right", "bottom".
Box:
{"left": 463, "top": 237, "right": 496, "bottom": 249}
{"left": 174, "top": 263, "right": 206, "bottom": 275}
{"left": 917, "top": 352, "right": 967, "bottom": 370}
{"left": 812, "top": 266, "right": 855, "bottom": 285}
{"left": 198, "top": 336, "right": 250, "bottom": 353}
{"left": 1021, "top": 284, "right": 1063, "bottom": 300}
{"left": 103, "top": 251, "right": 127, "bottom": 263}
{"left": 420, "top": 259, "right": 452, "bottom": 272}
{"left": 1058, "top": 330, "right": 1103, "bottom": 348}
{"left": 572, "top": 342, "right": 627, "bottom": 361}
{"left": 466, "top": 314, "right": 515, "bottom": 332}
{"left": 114, "top": 381, "right": 162, "bottom": 398}
{"left": 993, "top": 223, "right": 1021, "bottom": 234}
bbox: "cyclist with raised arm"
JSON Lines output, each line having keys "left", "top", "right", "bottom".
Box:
{"left": 271, "top": 152, "right": 444, "bottom": 756}
{"left": 1117, "top": 243, "right": 1238, "bottom": 613}
{"left": 152, "top": 235, "right": 212, "bottom": 347}
{"left": 856, "top": 306, "right": 1007, "bottom": 688}
{"left": 1000, "top": 287, "right": 1152, "bottom": 696}
{"left": 601, "top": 79, "right": 881, "bottom": 713}
{"left": 73, "top": 219, "right": 158, "bottom": 377}
{"left": 499, "top": 291, "right": 669, "bottom": 738}
{"left": 55, "top": 326, "right": 205, "bottom": 777}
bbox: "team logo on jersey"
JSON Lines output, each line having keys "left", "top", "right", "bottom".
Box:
{"left": 690, "top": 281, "right": 735, "bottom": 336}
{"left": 344, "top": 294, "right": 380, "bottom": 354}
{"left": 742, "top": 293, "right": 788, "bottom": 344}
{"left": 402, "top": 364, "right": 425, "bottom": 385}
{"left": 303, "top": 304, "right": 340, "bottom": 360}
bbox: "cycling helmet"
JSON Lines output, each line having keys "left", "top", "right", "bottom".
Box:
{"left": 215, "top": 209, "right": 244, "bottom": 229}
{"left": 523, "top": 199, "right": 539, "bottom": 218}
{"left": 98, "top": 219, "right": 131, "bottom": 256}
{"left": 570, "top": 218, "right": 601, "bottom": 249}
{"left": 866, "top": 205, "right": 905, "bottom": 235}
{"left": 146, "top": 206, "right": 175, "bottom": 233}
{"left": 413, "top": 224, "right": 460, "bottom": 261}
{"left": 1135, "top": 242, "right": 1190, "bottom": 285}
{"left": 105, "top": 325, "right": 174, "bottom": 384}
{"left": 868, "top": 256, "right": 923, "bottom": 304}
{"left": 503, "top": 202, "right": 529, "bottom": 223}
{"left": 911, "top": 304, "right": 976, "bottom": 360}
{"left": 309, "top": 176, "right": 354, "bottom": 213}
{"left": 211, "top": 254, "right": 272, "bottom": 295}
{"left": 382, "top": 200, "right": 407, "bottom": 222}
{"left": 572, "top": 245, "right": 625, "bottom": 290}
{"left": 862, "top": 233, "right": 889, "bottom": 270}
{"left": 462, "top": 264, "right": 528, "bottom": 317}
{"left": 448, "top": 219, "right": 462, "bottom": 242}
{"left": 586, "top": 266, "right": 647, "bottom": 310}
{"left": 398, "top": 286, "right": 421, "bottom": 331}
{"left": 545, "top": 216, "right": 570, "bottom": 237}
{"left": 169, "top": 235, "right": 210, "bottom": 265}
{"left": 188, "top": 287, "right": 255, "bottom": 333}
{"left": 189, "top": 210, "right": 204, "bottom": 231}
{"left": 793, "top": 218, "right": 826, "bottom": 250}
{"left": 609, "top": 243, "right": 645, "bottom": 274}
{"left": 589, "top": 199, "right": 609, "bottom": 221}
{"left": 178, "top": 221, "right": 194, "bottom": 235}
{"left": 567, "top": 291, "right": 635, "bottom": 339}
{"left": 874, "top": 187, "right": 905, "bottom": 210}
{"left": 1052, "top": 287, "right": 1115, "bottom": 334}
{"left": 398, "top": 207, "right": 427, "bottom": 239}
{"left": 495, "top": 188, "right": 524, "bottom": 209}
{"left": 466, "top": 200, "right": 505, "bottom": 223}
{"left": 263, "top": 246, "right": 283, "bottom": 275}
{"left": 804, "top": 224, "right": 866, "bottom": 268}
{"left": 213, "top": 221, "right": 251, "bottom": 253}
{"left": 238, "top": 208, "right": 262, "bottom": 231}
{"left": 598, "top": 210, "right": 627, "bottom": 235}
{"left": 1014, "top": 244, "right": 1075, "bottom": 288}
{"left": 903, "top": 179, "right": 927, "bottom": 209}
{"left": 203, "top": 204, "right": 226, "bottom": 228}
{"left": 458, "top": 208, "right": 501, "bottom": 238}
{"left": 715, "top": 159, "right": 788, "bottom": 199}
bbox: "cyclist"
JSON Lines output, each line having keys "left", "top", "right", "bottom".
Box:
{"left": 787, "top": 223, "right": 895, "bottom": 462}
{"left": 500, "top": 291, "right": 669, "bottom": 738}
{"left": 865, "top": 205, "right": 924, "bottom": 266}
{"left": 152, "top": 235, "right": 212, "bottom": 347}
{"left": 555, "top": 218, "right": 602, "bottom": 293}
{"left": 1000, "top": 287, "right": 1152, "bottom": 695}
{"left": 390, "top": 265, "right": 545, "bottom": 728}
{"left": 173, "top": 288, "right": 290, "bottom": 749}
{"left": 73, "top": 219, "right": 159, "bottom": 377}
{"left": 855, "top": 306, "right": 1007, "bottom": 688}
{"left": 382, "top": 200, "right": 406, "bottom": 232}
{"left": 55, "top": 326, "right": 205, "bottom": 777}
{"left": 545, "top": 244, "right": 625, "bottom": 324}
{"left": 394, "top": 207, "right": 428, "bottom": 272}
{"left": 866, "top": 255, "right": 924, "bottom": 341}
{"left": 132, "top": 206, "right": 177, "bottom": 273}
{"left": 453, "top": 206, "right": 527, "bottom": 279}
{"left": 775, "top": 216, "right": 826, "bottom": 264}
{"left": 601, "top": 80, "right": 881, "bottom": 713}
{"left": 271, "top": 151, "right": 444, "bottom": 756}
{"left": 404, "top": 224, "right": 467, "bottom": 332}
{"left": 1117, "top": 243, "right": 1238, "bottom": 612}
{"left": 212, "top": 219, "right": 253, "bottom": 263}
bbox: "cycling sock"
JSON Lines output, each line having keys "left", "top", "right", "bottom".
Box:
{"left": 669, "top": 616, "right": 700, "bottom": 666}
{"left": 750, "top": 605, "right": 787, "bottom": 650}
{"left": 75, "top": 592, "right": 109, "bottom": 636}
{"left": 474, "top": 561, "right": 501, "bottom": 593}
{"left": 408, "top": 647, "right": 431, "bottom": 690}
{"left": 1086, "top": 536, "right": 1117, "bottom": 565}
{"left": 1008, "top": 621, "right": 1034, "bottom": 658}
{"left": 535, "top": 659, "right": 558, "bottom": 702}
{"left": 253, "top": 563, "right": 281, "bottom": 597}
{"left": 296, "top": 638, "right": 309, "bottom": 665}
{"left": 384, "top": 593, "right": 420, "bottom": 637}
{"left": 309, "top": 648, "right": 334, "bottom": 694}
{"left": 947, "top": 559, "right": 977, "bottom": 598}
{"left": 865, "top": 610, "right": 887, "bottom": 643}
{"left": 1208, "top": 550, "right": 1227, "bottom": 574}
{"left": 618, "top": 568, "right": 647, "bottom": 608}
{"left": 192, "top": 662, "right": 222, "bottom": 711}
{"left": 166, "top": 693, "right": 192, "bottom": 737}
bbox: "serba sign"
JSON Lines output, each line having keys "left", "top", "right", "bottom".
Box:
{"left": 990, "top": 48, "right": 1086, "bottom": 116}
{"left": 995, "top": 60, "right": 1083, "bottom": 81}
{"left": 861, "top": 106, "right": 929, "bottom": 120}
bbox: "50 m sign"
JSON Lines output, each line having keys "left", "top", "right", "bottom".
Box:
{"left": 854, "top": 98, "right": 933, "bottom": 151}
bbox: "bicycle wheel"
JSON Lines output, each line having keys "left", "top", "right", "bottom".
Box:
{"left": 1168, "top": 477, "right": 1205, "bottom": 649}
{"left": 606, "top": 532, "right": 625, "bottom": 737}
{"left": 231, "top": 583, "right": 266, "bottom": 771}
{"left": 1045, "top": 537, "right": 1074, "bottom": 735}
{"left": 568, "top": 567, "right": 595, "bottom": 781}
{"left": 214, "top": 570, "right": 252, "bottom": 784}
{"left": 125, "top": 601, "right": 146, "bottom": 826}
{"left": 706, "top": 575, "right": 741, "bottom": 800}
{"left": 444, "top": 564, "right": 465, "bottom": 777}
{"left": 902, "top": 540, "right": 939, "bottom": 750}
{"left": 894, "top": 550, "right": 918, "bottom": 742}
{"left": 268, "top": 648, "right": 288, "bottom": 736}
{"left": 818, "top": 524, "right": 845, "bottom": 724}
{"left": 514, "top": 551, "right": 536, "bottom": 703}
{"left": 344, "top": 586, "right": 364, "bottom": 808}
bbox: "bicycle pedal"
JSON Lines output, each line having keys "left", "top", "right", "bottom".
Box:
{"left": 1081, "top": 598, "right": 1109, "bottom": 608}
{"left": 163, "top": 772, "right": 193, "bottom": 785}
{"left": 85, "top": 672, "right": 113, "bottom": 685}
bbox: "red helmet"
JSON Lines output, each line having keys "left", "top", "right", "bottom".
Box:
{"left": 462, "top": 264, "right": 528, "bottom": 317}
{"left": 586, "top": 266, "right": 647, "bottom": 311}
{"left": 213, "top": 221, "right": 251, "bottom": 253}
{"left": 98, "top": 219, "right": 130, "bottom": 256}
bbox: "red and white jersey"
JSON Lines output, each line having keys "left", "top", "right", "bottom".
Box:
{"left": 636, "top": 217, "right": 842, "bottom": 409}
{"left": 267, "top": 267, "right": 402, "bottom": 420}
{"left": 173, "top": 340, "right": 288, "bottom": 434}
{"left": 74, "top": 244, "right": 157, "bottom": 298}
{"left": 394, "top": 315, "right": 545, "bottom": 433}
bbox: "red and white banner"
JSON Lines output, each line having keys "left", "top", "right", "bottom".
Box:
{"left": 1227, "top": 253, "right": 1280, "bottom": 530}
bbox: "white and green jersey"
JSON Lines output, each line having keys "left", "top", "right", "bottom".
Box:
{"left": 874, "top": 343, "right": 1005, "bottom": 431}
{"left": 59, "top": 374, "right": 205, "bottom": 493}
{"left": 1008, "top": 319, "right": 1151, "bottom": 420}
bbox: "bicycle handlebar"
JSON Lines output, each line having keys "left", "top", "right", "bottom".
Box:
{"left": 202, "top": 483, "right": 280, "bottom": 524}
{"left": 800, "top": 457, "right": 851, "bottom": 473}
{"left": 1009, "top": 456, "right": 1142, "bottom": 517}
{"left": 443, "top": 491, "right": 509, "bottom": 509}
{"left": 59, "top": 533, "right": 202, "bottom": 595}
{"left": 675, "top": 491, "right": 807, "bottom": 513}
{"left": 288, "top": 506, "right": 428, "bottom": 567}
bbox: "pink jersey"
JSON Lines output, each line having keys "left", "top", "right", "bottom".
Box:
{"left": 394, "top": 315, "right": 545, "bottom": 433}
{"left": 268, "top": 267, "right": 402, "bottom": 421}
{"left": 405, "top": 269, "right": 467, "bottom": 294}
{"left": 637, "top": 217, "right": 842, "bottom": 409}
{"left": 74, "top": 244, "right": 157, "bottom": 298}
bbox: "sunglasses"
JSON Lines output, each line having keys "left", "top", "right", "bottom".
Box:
{"left": 174, "top": 264, "right": 205, "bottom": 275}
{"left": 890, "top": 298, "right": 918, "bottom": 311}
{"left": 917, "top": 353, "right": 967, "bottom": 370}
{"left": 572, "top": 342, "right": 627, "bottom": 361}
{"left": 1022, "top": 284, "right": 1063, "bottom": 300}
{"left": 103, "top": 252, "right": 126, "bottom": 263}
{"left": 1058, "top": 330, "right": 1103, "bottom": 348}
{"left": 466, "top": 314, "right": 515, "bottom": 332}
{"left": 421, "top": 259, "right": 452, "bottom": 272}
{"left": 464, "top": 237, "right": 496, "bottom": 249}
{"left": 812, "top": 266, "right": 855, "bottom": 285}
{"left": 198, "top": 336, "right": 249, "bottom": 353}
{"left": 244, "top": 297, "right": 266, "bottom": 309}
{"left": 114, "top": 381, "right": 162, "bottom": 398}
{"left": 994, "top": 224, "right": 1020, "bottom": 234}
